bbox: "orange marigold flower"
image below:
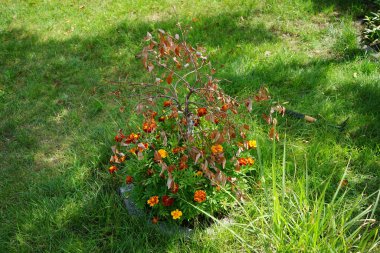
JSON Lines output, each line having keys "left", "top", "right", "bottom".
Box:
{"left": 129, "top": 147, "right": 137, "bottom": 154}
{"left": 162, "top": 195, "right": 175, "bottom": 207}
{"left": 108, "top": 165, "right": 117, "bottom": 174}
{"left": 171, "top": 209, "right": 183, "bottom": 220}
{"left": 126, "top": 175, "right": 133, "bottom": 184}
{"left": 194, "top": 190, "right": 207, "bottom": 203}
{"left": 120, "top": 155, "right": 126, "bottom": 162}
{"left": 143, "top": 120, "right": 157, "bottom": 133}
{"left": 247, "top": 157, "right": 255, "bottom": 165}
{"left": 197, "top": 107, "right": 207, "bottom": 117}
{"left": 214, "top": 118, "right": 220, "bottom": 124}
{"left": 211, "top": 144, "right": 223, "bottom": 155}
{"left": 248, "top": 140, "right": 257, "bottom": 149}
{"left": 196, "top": 170, "right": 203, "bottom": 177}
{"left": 125, "top": 133, "right": 140, "bottom": 144}
{"left": 147, "top": 196, "right": 159, "bottom": 207}
{"left": 158, "top": 149, "right": 168, "bottom": 158}
{"left": 238, "top": 157, "right": 255, "bottom": 166}
{"left": 163, "top": 100, "right": 172, "bottom": 107}
{"left": 215, "top": 185, "right": 221, "bottom": 191}
{"left": 221, "top": 104, "right": 229, "bottom": 112}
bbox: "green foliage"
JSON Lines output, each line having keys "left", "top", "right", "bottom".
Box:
{"left": 363, "top": 10, "right": 380, "bottom": 50}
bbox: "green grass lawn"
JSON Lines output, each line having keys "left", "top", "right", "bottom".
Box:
{"left": 1, "top": 0, "right": 379, "bottom": 252}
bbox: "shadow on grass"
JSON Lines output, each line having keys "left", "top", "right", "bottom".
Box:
{"left": 310, "top": 0, "right": 376, "bottom": 16}
{"left": 0, "top": 10, "right": 279, "bottom": 251}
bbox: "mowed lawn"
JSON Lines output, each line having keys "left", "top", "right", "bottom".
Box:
{"left": 1, "top": 0, "right": 379, "bottom": 252}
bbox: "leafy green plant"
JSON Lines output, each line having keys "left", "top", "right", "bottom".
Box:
{"left": 363, "top": 10, "right": 380, "bottom": 51}
{"left": 107, "top": 26, "right": 271, "bottom": 224}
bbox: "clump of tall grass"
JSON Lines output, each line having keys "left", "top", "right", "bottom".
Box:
{"left": 190, "top": 135, "right": 380, "bottom": 252}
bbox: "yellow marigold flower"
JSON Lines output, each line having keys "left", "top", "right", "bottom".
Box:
{"left": 196, "top": 170, "right": 203, "bottom": 177}
{"left": 158, "top": 149, "right": 168, "bottom": 158}
{"left": 147, "top": 196, "right": 159, "bottom": 207}
{"left": 248, "top": 140, "right": 257, "bottom": 149}
{"left": 194, "top": 190, "right": 207, "bottom": 203}
{"left": 211, "top": 144, "right": 223, "bottom": 155}
{"left": 171, "top": 209, "right": 183, "bottom": 220}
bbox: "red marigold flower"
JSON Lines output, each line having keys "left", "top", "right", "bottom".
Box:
{"left": 162, "top": 195, "right": 175, "bottom": 207}
{"left": 152, "top": 111, "right": 157, "bottom": 118}
{"left": 238, "top": 158, "right": 247, "bottom": 166}
{"left": 194, "top": 190, "right": 207, "bottom": 203}
{"left": 197, "top": 107, "right": 207, "bottom": 117}
{"left": 163, "top": 100, "right": 172, "bottom": 107}
{"left": 108, "top": 165, "right": 117, "bottom": 174}
{"left": 179, "top": 162, "right": 188, "bottom": 170}
{"left": 214, "top": 118, "right": 220, "bottom": 124}
{"left": 211, "top": 144, "right": 223, "bottom": 155}
{"left": 126, "top": 175, "right": 133, "bottom": 184}
{"left": 158, "top": 116, "right": 166, "bottom": 122}
{"left": 152, "top": 216, "right": 159, "bottom": 224}
{"left": 179, "top": 155, "right": 188, "bottom": 170}
{"left": 172, "top": 146, "right": 185, "bottom": 154}
{"left": 171, "top": 183, "right": 179, "bottom": 194}
{"left": 114, "top": 131, "right": 125, "bottom": 142}
{"left": 147, "top": 196, "right": 159, "bottom": 207}
{"left": 168, "top": 165, "right": 176, "bottom": 173}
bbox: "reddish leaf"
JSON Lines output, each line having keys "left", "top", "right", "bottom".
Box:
{"left": 262, "top": 113, "right": 272, "bottom": 124}
{"left": 245, "top": 99, "right": 252, "bottom": 112}
{"left": 167, "top": 173, "right": 174, "bottom": 189}
{"left": 160, "top": 131, "right": 167, "bottom": 146}
{"left": 137, "top": 151, "right": 143, "bottom": 160}
{"left": 147, "top": 62, "right": 154, "bottom": 72}
{"left": 255, "top": 86, "right": 270, "bottom": 102}
{"left": 141, "top": 47, "right": 148, "bottom": 68}
{"left": 166, "top": 72, "right": 173, "bottom": 84}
